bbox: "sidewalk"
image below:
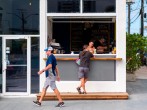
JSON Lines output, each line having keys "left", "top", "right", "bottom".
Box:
{"left": 136, "top": 66, "right": 147, "bottom": 79}
{"left": 0, "top": 67, "right": 147, "bottom": 110}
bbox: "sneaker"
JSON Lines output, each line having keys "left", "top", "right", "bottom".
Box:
{"left": 81, "top": 91, "right": 87, "bottom": 94}
{"left": 33, "top": 100, "right": 41, "bottom": 106}
{"left": 55, "top": 102, "right": 64, "bottom": 107}
{"left": 76, "top": 87, "right": 82, "bottom": 94}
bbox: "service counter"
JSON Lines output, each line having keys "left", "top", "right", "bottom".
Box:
{"left": 44, "top": 54, "right": 122, "bottom": 81}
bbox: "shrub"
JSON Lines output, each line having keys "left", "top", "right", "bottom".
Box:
{"left": 126, "top": 33, "right": 147, "bottom": 73}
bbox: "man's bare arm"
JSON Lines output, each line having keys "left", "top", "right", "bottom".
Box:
{"left": 38, "top": 64, "right": 52, "bottom": 75}
{"left": 55, "top": 66, "right": 60, "bottom": 81}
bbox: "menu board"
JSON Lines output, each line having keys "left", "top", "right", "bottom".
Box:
{"left": 91, "top": 24, "right": 110, "bottom": 40}
{"left": 70, "top": 23, "right": 84, "bottom": 51}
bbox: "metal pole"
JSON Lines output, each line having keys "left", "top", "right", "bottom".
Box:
{"left": 141, "top": 0, "right": 144, "bottom": 36}
{"left": 128, "top": 3, "right": 131, "bottom": 35}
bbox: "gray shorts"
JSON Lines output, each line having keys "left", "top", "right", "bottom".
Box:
{"left": 43, "top": 76, "right": 57, "bottom": 90}
{"left": 78, "top": 67, "right": 89, "bottom": 79}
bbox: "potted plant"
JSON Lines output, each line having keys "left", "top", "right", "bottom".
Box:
{"left": 126, "top": 33, "right": 147, "bottom": 81}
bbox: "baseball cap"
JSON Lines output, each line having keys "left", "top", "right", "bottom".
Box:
{"left": 44, "top": 46, "right": 53, "bottom": 51}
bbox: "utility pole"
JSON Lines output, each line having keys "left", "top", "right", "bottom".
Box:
{"left": 126, "top": 0, "right": 135, "bottom": 35}
{"left": 128, "top": 3, "right": 131, "bottom": 35}
{"left": 141, "top": 0, "right": 144, "bottom": 36}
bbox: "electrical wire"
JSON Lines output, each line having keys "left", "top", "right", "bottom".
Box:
{"left": 130, "top": 12, "right": 141, "bottom": 24}
{"left": 131, "top": 11, "right": 140, "bottom": 20}
{"left": 131, "top": 6, "right": 147, "bottom": 12}
{"left": 131, "top": 0, "right": 141, "bottom": 12}
{"left": 128, "top": 0, "right": 147, "bottom": 24}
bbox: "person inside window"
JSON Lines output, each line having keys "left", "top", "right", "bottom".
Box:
{"left": 94, "top": 37, "right": 107, "bottom": 54}
{"left": 87, "top": 41, "right": 95, "bottom": 54}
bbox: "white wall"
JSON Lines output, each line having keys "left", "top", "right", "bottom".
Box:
{"left": 115, "top": 0, "right": 126, "bottom": 92}
{"left": 39, "top": 0, "right": 47, "bottom": 90}
{"left": 40, "top": 0, "right": 126, "bottom": 92}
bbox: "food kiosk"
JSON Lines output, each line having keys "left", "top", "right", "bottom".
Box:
{"left": 39, "top": 0, "right": 127, "bottom": 99}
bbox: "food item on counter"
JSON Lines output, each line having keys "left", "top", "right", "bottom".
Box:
{"left": 112, "top": 47, "right": 116, "bottom": 54}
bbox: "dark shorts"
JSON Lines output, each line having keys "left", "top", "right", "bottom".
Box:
{"left": 78, "top": 67, "right": 89, "bottom": 79}
{"left": 43, "top": 76, "right": 57, "bottom": 90}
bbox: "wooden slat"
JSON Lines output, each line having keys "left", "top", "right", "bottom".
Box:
{"left": 43, "top": 58, "right": 122, "bottom": 61}
{"left": 37, "top": 92, "right": 128, "bottom": 100}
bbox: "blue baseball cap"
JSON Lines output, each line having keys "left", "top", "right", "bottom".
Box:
{"left": 44, "top": 46, "right": 53, "bottom": 51}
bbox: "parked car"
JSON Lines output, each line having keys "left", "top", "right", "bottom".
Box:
{"left": 143, "top": 52, "right": 147, "bottom": 66}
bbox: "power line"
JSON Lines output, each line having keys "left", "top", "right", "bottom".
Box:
{"left": 131, "top": 5, "right": 147, "bottom": 12}
{"left": 129, "top": 1, "right": 147, "bottom": 24}
{"left": 130, "top": 11, "right": 140, "bottom": 20}
{"left": 130, "top": 12, "right": 141, "bottom": 24}
{"left": 131, "top": 0, "right": 141, "bottom": 11}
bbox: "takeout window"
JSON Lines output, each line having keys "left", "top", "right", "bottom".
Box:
{"left": 47, "top": 18, "right": 116, "bottom": 54}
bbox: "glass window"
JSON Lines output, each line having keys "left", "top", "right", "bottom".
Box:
{"left": 6, "top": 39, "right": 27, "bottom": 92}
{"left": 47, "top": 0, "right": 80, "bottom": 13}
{"left": 52, "top": 18, "right": 116, "bottom": 54}
{"left": 0, "top": 0, "right": 39, "bottom": 35}
{"left": 83, "top": 0, "right": 116, "bottom": 13}
{"left": 31, "top": 37, "right": 39, "bottom": 93}
{"left": 0, "top": 37, "right": 2, "bottom": 93}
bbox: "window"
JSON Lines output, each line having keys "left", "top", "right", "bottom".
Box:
{"left": 31, "top": 37, "right": 39, "bottom": 93}
{"left": 47, "top": 0, "right": 116, "bottom": 13}
{"left": 52, "top": 18, "right": 116, "bottom": 53}
{"left": 83, "top": 0, "right": 116, "bottom": 13}
{"left": 47, "top": 0, "right": 80, "bottom": 13}
{"left": 0, "top": 0, "right": 39, "bottom": 35}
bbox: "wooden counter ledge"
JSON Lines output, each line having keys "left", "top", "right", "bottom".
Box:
{"left": 43, "top": 58, "right": 122, "bottom": 61}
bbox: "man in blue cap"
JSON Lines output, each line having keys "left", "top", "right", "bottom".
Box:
{"left": 33, "top": 46, "right": 64, "bottom": 107}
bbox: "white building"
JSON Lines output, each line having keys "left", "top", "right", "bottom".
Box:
{"left": 0, "top": 0, "right": 126, "bottom": 97}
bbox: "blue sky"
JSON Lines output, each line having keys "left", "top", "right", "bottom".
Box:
{"left": 126, "top": 0, "right": 147, "bottom": 36}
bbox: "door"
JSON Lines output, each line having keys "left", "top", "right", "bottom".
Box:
{"left": 3, "top": 36, "right": 30, "bottom": 95}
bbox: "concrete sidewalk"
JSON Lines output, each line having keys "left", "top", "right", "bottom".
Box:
{"left": 0, "top": 79, "right": 147, "bottom": 110}
{"left": 136, "top": 66, "right": 147, "bottom": 79}
{"left": 0, "top": 66, "right": 147, "bottom": 110}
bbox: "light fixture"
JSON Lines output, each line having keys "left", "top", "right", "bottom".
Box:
{"left": 84, "top": 22, "right": 93, "bottom": 29}
{"left": 29, "top": 0, "right": 32, "bottom": 6}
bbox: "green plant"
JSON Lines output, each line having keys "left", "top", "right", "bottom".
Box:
{"left": 126, "top": 33, "right": 147, "bottom": 73}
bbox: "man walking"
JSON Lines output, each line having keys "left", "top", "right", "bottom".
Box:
{"left": 33, "top": 46, "right": 64, "bottom": 107}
